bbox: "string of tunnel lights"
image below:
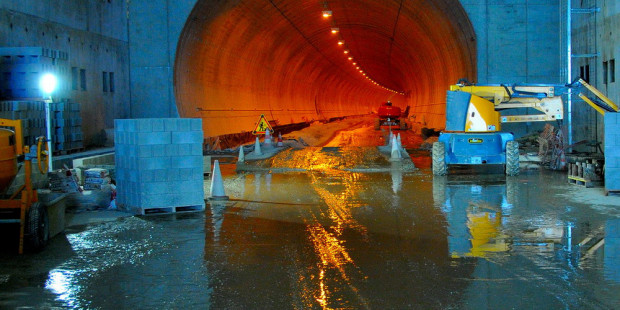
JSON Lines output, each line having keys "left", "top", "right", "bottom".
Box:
{"left": 321, "top": 3, "right": 405, "bottom": 96}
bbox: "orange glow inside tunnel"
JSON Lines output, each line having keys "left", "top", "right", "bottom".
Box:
{"left": 174, "top": 0, "right": 476, "bottom": 138}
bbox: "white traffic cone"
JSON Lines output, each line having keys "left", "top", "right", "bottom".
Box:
{"left": 397, "top": 133, "right": 403, "bottom": 149}
{"left": 254, "top": 136, "right": 262, "bottom": 155}
{"left": 277, "top": 133, "right": 284, "bottom": 147}
{"left": 390, "top": 135, "right": 401, "bottom": 161}
{"left": 238, "top": 145, "right": 245, "bottom": 163}
{"left": 209, "top": 160, "right": 229, "bottom": 200}
{"left": 264, "top": 130, "right": 272, "bottom": 147}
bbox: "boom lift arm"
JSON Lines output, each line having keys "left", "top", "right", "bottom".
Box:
{"left": 569, "top": 78, "right": 619, "bottom": 115}
{"left": 448, "top": 82, "right": 565, "bottom": 132}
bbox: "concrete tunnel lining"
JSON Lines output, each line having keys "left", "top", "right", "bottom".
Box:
{"left": 174, "top": 0, "right": 476, "bottom": 139}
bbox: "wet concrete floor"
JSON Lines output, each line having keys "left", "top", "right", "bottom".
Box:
{"left": 1, "top": 168, "right": 620, "bottom": 309}
{"left": 1, "top": 118, "right": 620, "bottom": 308}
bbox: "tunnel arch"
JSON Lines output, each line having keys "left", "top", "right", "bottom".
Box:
{"left": 174, "top": 0, "right": 476, "bottom": 138}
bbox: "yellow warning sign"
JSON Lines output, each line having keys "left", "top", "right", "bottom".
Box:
{"left": 252, "top": 114, "right": 273, "bottom": 135}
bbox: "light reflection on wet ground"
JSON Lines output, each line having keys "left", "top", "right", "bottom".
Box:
{"left": 1, "top": 167, "right": 620, "bottom": 308}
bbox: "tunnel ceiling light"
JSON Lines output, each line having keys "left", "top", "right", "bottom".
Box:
{"left": 320, "top": 5, "right": 405, "bottom": 95}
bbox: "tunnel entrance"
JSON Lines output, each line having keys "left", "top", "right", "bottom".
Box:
{"left": 174, "top": 0, "right": 476, "bottom": 140}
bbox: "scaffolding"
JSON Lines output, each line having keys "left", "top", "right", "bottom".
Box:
{"left": 561, "top": 0, "right": 602, "bottom": 152}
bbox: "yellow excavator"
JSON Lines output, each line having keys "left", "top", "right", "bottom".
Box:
{"left": 0, "top": 118, "right": 49, "bottom": 254}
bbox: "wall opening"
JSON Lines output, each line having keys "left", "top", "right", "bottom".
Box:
{"left": 174, "top": 0, "right": 476, "bottom": 138}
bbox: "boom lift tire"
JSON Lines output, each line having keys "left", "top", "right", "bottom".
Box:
{"left": 505, "top": 140, "right": 520, "bottom": 176}
{"left": 25, "top": 202, "right": 49, "bottom": 252}
{"left": 432, "top": 142, "right": 447, "bottom": 176}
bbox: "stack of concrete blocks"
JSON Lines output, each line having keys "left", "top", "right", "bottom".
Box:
{"left": 114, "top": 118, "right": 205, "bottom": 214}
{"left": 53, "top": 100, "right": 84, "bottom": 152}
{"left": 605, "top": 113, "right": 620, "bottom": 193}
{"left": 0, "top": 47, "right": 69, "bottom": 100}
{"left": 0, "top": 100, "right": 46, "bottom": 146}
{"left": 0, "top": 99, "right": 84, "bottom": 153}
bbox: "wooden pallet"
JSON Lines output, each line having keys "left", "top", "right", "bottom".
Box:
{"left": 567, "top": 175, "right": 603, "bottom": 188}
{"left": 605, "top": 189, "right": 620, "bottom": 197}
{"left": 139, "top": 204, "right": 205, "bottom": 215}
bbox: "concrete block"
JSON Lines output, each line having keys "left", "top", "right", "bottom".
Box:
{"left": 607, "top": 219, "right": 620, "bottom": 237}
{"left": 172, "top": 130, "right": 203, "bottom": 144}
{"left": 606, "top": 168, "right": 620, "bottom": 189}
{"left": 137, "top": 145, "right": 153, "bottom": 158}
{"left": 151, "top": 119, "right": 165, "bottom": 131}
{"left": 605, "top": 134, "right": 619, "bottom": 147}
{"left": 136, "top": 119, "right": 152, "bottom": 132}
{"left": 607, "top": 156, "right": 620, "bottom": 169}
{"left": 177, "top": 118, "right": 191, "bottom": 132}
{"left": 138, "top": 157, "right": 171, "bottom": 170}
{"left": 165, "top": 144, "right": 179, "bottom": 157}
{"left": 169, "top": 156, "right": 202, "bottom": 169}
{"left": 151, "top": 144, "right": 166, "bottom": 157}
{"left": 190, "top": 118, "right": 202, "bottom": 131}
{"left": 178, "top": 144, "right": 189, "bottom": 156}
{"left": 164, "top": 118, "right": 179, "bottom": 132}
{"left": 122, "top": 120, "right": 137, "bottom": 132}
{"left": 140, "top": 182, "right": 170, "bottom": 195}
{"left": 605, "top": 112, "right": 620, "bottom": 125}
{"left": 162, "top": 168, "right": 177, "bottom": 181}
{"left": 114, "top": 119, "right": 123, "bottom": 132}
{"left": 137, "top": 131, "right": 171, "bottom": 145}
{"left": 153, "top": 169, "right": 169, "bottom": 182}
{"left": 192, "top": 144, "right": 203, "bottom": 156}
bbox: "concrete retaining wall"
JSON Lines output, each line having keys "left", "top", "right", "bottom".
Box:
{"left": 0, "top": 0, "right": 130, "bottom": 147}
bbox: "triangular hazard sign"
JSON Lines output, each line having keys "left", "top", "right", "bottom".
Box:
{"left": 252, "top": 114, "right": 273, "bottom": 135}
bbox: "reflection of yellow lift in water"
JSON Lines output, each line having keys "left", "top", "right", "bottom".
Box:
{"left": 0, "top": 119, "right": 49, "bottom": 254}
{"left": 433, "top": 177, "right": 511, "bottom": 258}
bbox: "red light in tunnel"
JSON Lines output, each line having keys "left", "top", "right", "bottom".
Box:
{"left": 348, "top": 57, "right": 353, "bottom": 60}
{"left": 337, "top": 40, "right": 344, "bottom": 45}
{"left": 344, "top": 50, "right": 349, "bottom": 54}
{"left": 322, "top": 10, "right": 332, "bottom": 18}
{"left": 331, "top": 27, "right": 339, "bottom": 33}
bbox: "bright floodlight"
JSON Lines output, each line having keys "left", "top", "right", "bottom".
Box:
{"left": 40, "top": 73, "right": 58, "bottom": 95}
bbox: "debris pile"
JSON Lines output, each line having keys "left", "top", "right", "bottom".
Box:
{"left": 537, "top": 124, "right": 565, "bottom": 170}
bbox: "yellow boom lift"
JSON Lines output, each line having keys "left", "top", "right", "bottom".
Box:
{"left": 432, "top": 78, "right": 618, "bottom": 176}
